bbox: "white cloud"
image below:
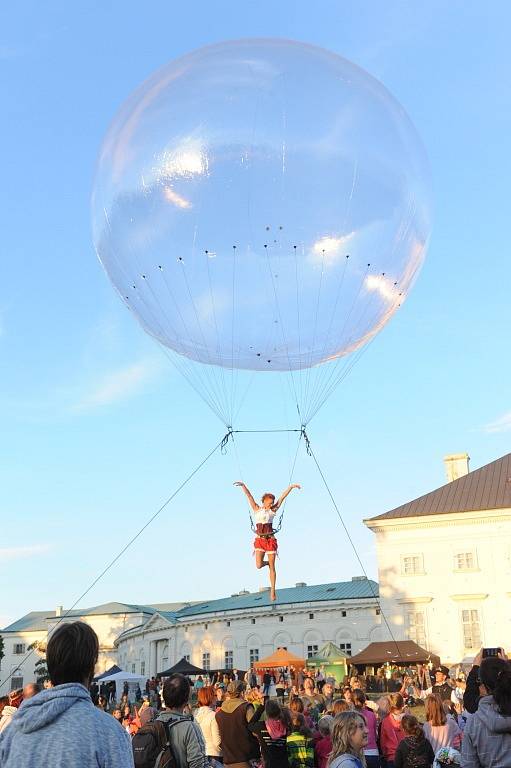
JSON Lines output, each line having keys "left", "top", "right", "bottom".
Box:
{"left": 74, "top": 359, "right": 158, "bottom": 410}
{"left": 364, "top": 273, "right": 400, "bottom": 303}
{"left": 484, "top": 411, "right": 511, "bottom": 434}
{"left": 0, "top": 545, "right": 49, "bottom": 563}
{"left": 309, "top": 233, "right": 355, "bottom": 266}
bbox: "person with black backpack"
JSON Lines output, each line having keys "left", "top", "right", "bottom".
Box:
{"left": 132, "top": 673, "right": 208, "bottom": 768}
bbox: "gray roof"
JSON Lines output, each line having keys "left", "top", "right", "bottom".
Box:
{"left": 148, "top": 601, "right": 201, "bottom": 612}
{"left": 2, "top": 602, "right": 157, "bottom": 633}
{"left": 173, "top": 579, "right": 378, "bottom": 618}
{"left": 2, "top": 581, "right": 378, "bottom": 633}
{"left": 368, "top": 453, "right": 511, "bottom": 522}
{"left": 2, "top": 611, "right": 49, "bottom": 633}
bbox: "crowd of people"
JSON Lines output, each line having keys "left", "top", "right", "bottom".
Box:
{"left": 0, "top": 623, "right": 510, "bottom": 768}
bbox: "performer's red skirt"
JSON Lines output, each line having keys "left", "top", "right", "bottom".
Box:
{"left": 254, "top": 523, "right": 278, "bottom": 553}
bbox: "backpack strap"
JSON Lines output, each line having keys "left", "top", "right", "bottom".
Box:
{"left": 158, "top": 716, "right": 194, "bottom": 754}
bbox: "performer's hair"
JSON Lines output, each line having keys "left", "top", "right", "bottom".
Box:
{"left": 261, "top": 492, "right": 275, "bottom": 503}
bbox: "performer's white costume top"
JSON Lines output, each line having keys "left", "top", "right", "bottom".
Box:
{"left": 253, "top": 507, "right": 276, "bottom": 525}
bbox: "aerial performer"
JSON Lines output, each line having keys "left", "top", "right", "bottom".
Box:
{"left": 234, "top": 481, "right": 301, "bottom": 601}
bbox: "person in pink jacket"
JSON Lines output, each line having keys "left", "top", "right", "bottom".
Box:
{"left": 379, "top": 694, "right": 406, "bottom": 768}
{"left": 353, "top": 690, "right": 380, "bottom": 768}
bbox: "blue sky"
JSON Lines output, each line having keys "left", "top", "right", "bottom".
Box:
{"left": 1, "top": 1, "right": 510, "bottom": 628}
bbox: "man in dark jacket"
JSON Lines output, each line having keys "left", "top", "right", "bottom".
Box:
{"left": 431, "top": 666, "right": 454, "bottom": 702}
{"left": 216, "top": 680, "right": 259, "bottom": 768}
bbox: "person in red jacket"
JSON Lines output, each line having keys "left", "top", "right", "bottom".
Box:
{"left": 379, "top": 693, "right": 406, "bottom": 768}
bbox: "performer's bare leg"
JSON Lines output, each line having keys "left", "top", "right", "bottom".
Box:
{"left": 268, "top": 552, "right": 277, "bottom": 601}
{"left": 255, "top": 551, "right": 269, "bottom": 569}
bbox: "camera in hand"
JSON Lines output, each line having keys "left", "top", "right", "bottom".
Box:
{"left": 482, "top": 647, "right": 500, "bottom": 658}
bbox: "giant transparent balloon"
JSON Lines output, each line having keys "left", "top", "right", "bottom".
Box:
{"left": 92, "top": 39, "right": 431, "bottom": 374}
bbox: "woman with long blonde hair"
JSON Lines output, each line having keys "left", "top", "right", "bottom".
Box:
{"left": 328, "top": 711, "right": 368, "bottom": 768}
{"left": 422, "top": 693, "right": 461, "bottom": 754}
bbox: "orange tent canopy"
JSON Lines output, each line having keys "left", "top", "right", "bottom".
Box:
{"left": 254, "top": 647, "right": 306, "bottom": 670}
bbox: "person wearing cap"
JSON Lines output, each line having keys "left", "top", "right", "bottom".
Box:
{"left": 214, "top": 683, "right": 225, "bottom": 712}
{"left": 422, "top": 666, "right": 455, "bottom": 703}
{"left": 216, "top": 680, "right": 260, "bottom": 768}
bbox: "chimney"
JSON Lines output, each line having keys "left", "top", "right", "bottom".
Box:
{"left": 55, "top": 606, "right": 63, "bottom": 617}
{"left": 444, "top": 453, "right": 470, "bottom": 483}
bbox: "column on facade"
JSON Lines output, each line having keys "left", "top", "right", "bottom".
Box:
{"left": 152, "top": 640, "right": 158, "bottom": 676}
{"left": 148, "top": 639, "right": 154, "bottom": 677}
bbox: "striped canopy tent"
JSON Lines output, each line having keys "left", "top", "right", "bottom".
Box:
{"left": 306, "top": 642, "right": 349, "bottom": 684}
{"left": 253, "top": 647, "right": 306, "bottom": 670}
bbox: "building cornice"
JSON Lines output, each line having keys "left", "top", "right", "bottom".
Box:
{"left": 365, "top": 508, "right": 511, "bottom": 533}
{"left": 450, "top": 593, "right": 488, "bottom": 601}
{"left": 396, "top": 596, "right": 433, "bottom": 604}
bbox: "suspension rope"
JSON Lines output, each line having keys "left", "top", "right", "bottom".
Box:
{"left": 0, "top": 434, "right": 227, "bottom": 691}
{"left": 302, "top": 427, "right": 404, "bottom": 656}
{"left": 273, "top": 429, "right": 302, "bottom": 533}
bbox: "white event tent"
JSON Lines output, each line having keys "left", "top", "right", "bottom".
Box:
{"left": 100, "top": 669, "right": 145, "bottom": 702}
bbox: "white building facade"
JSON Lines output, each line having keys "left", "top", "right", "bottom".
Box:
{"left": 0, "top": 603, "right": 164, "bottom": 695}
{"left": 0, "top": 581, "right": 380, "bottom": 694}
{"left": 115, "top": 580, "right": 381, "bottom": 678}
{"left": 365, "top": 452, "right": 511, "bottom": 665}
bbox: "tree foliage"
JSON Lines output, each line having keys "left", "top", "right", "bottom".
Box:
{"left": 28, "top": 641, "right": 50, "bottom": 684}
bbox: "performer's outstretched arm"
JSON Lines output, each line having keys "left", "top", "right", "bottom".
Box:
{"left": 233, "top": 481, "right": 259, "bottom": 512}
{"left": 274, "top": 483, "right": 301, "bottom": 509}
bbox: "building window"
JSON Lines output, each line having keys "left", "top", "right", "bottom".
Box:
{"left": 140, "top": 661, "right": 145, "bottom": 676}
{"left": 309, "top": 613, "right": 314, "bottom": 620}
{"left": 279, "top": 616, "right": 284, "bottom": 623}
{"left": 11, "top": 675, "right": 23, "bottom": 689}
{"left": 184, "top": 654, "right": 190, "bottom": 663}
{"left": 225, "top": 650, "right": 233, "bottom": 669}
{"left": 454, "top": 552, "right": 476, "bottom": 571}
{"left": 339, "top": 643, "right": 352, "bottom": 656}
{"left": 307, "top": 644, "right": 319, "bottom": 658}
{"left": 202, "top": 652, "right": 211, "bottom": 670}
{"left": 402, "top": 554, "right": 424, "bottom": 575}
{"left": 131, "top": 663, "right": 136, "bottom": 674}
{"left": 251, "top": 618, "right": 256, "bottom": 625}
{"left": 249, "top": 648, "right": 259, "bottom": 664}
{"left": 13, "top": 644, "right": 25, "bottom": 655}
{"left": 406, "top": 611, "right": 426, "bottom": 647}
{"left": 462, "top": 609, "right": 482, "bottom": 650}
{"left": 376, "top": 609, "right": 381, "bottom": 616}
{"left": 341, "top": 611, "right": 347, "bottom": 618}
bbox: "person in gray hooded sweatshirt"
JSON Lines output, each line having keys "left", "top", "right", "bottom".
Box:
{"left": 461, "top": 655, "right": 511, "bottom": 768}
{"left": 0, "top": 621, "right": 134, "bottom": 768}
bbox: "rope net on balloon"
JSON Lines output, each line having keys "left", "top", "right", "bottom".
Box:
{"left": 92, "top": 40, "right": 430, "bottom": 431}
{"left": 113, "top": 233, "right": 410, "bottom": 429}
